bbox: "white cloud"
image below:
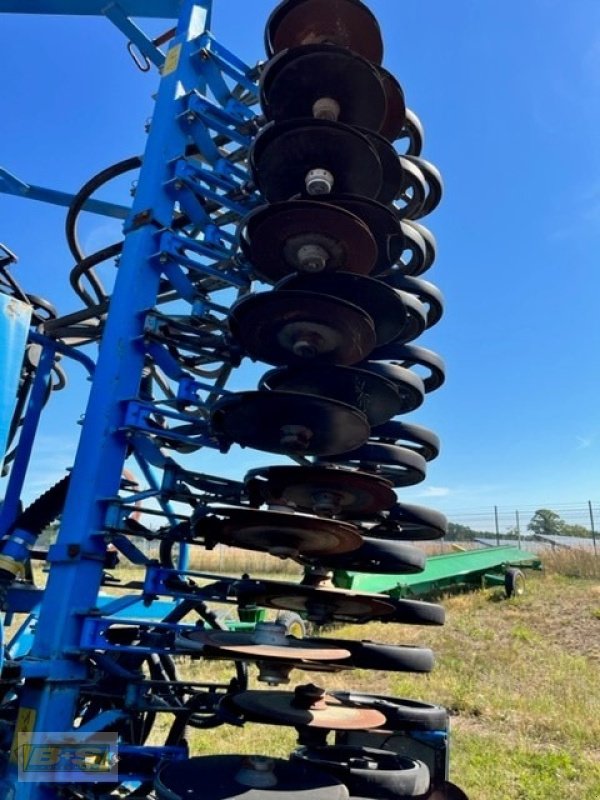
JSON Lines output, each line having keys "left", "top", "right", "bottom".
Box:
{"left": 576, "top": 435, "right": 593, "bottom": 450}
{"left": 418, "top": 486, "right": 451, "bottom": 498}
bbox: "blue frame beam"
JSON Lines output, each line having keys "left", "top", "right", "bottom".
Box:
{"left": 0, "top": 0, "right": 183, "bottom": 18}
{"left": 0, "top": 168, "right": 130, "bottom": 220}
{"left": 9, "top": 5, "right": 213, "bottom": 798}
{"left": 104, "top": 3, "right": 166, "bottom": 68}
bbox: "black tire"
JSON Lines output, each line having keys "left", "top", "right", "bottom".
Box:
{"left": 309, "top": 638, "right": 435, "bottom": 673}
{"left": 331, "top": 693, "right": 448, "bottom": 732}
{"left": 275, "top": 610, "right": 307, "bottom": 638}
{"left": 293, "top": 746, "right": 430, "bottom": 799}
{"left": 349, "top": 757, "right": 430, "bottom": 799}
{"left": 387, "top": 598, "right": 445, "bottom": 626}
{"left": 313, "top": 537, "right": 426, "bottom": 575}
{"left": 505, "top": 568, "right": 526, "bottom": 598}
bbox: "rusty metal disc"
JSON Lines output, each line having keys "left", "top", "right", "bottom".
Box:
{"left": 377, "top": 66, "right": 407, "bottom": 142}
{"left": 229, "top": 290, "right": 377, "bottom": 367}
{"left": 235, "top": 580, "right": 445, "bottom": 627}
{"left": 237, "top": 579, "right": 396, "bottom": 624}
{"left": 261, "top": 44, "right": 386, "bottom": 131}
{"left": 259, "top": 365, "right": 411, "bottom": 427}
{"left": 240, "top": 201, "right": 378, "bottom": 283}
{"left": 330, "top": 692, "right": 449, "bottom": 732}
{"left": 211, "top": 391, "right": 370, "bottom": 458}
{"left": 245, "top": 465, "right": 396, "bottom": 516}
{"left": 265, "top": 0, "right": 384, "bottom": 64}
{"left": 250, "top": 120, "right": 382, "bottom": 203}
{"left": 178, "top": 627, "right": 351, "bottom": 662}
{"left": 310, "top": 194, "right": 404, "bottom": 274}
{"left": 199, "top": 506, "right": 362, "bottom": 558}
{"left": 276, "top": 273, "right": 407, "bottom": 347}
{"left": 232, "top": 685, "right": 386, "bottom": 730}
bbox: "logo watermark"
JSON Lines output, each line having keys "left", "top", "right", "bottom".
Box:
{"left": 16, "top": 732, "right": 118, "bottom": 783}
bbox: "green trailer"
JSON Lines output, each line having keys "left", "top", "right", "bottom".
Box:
{"left": 334, "top": 545, "right": 543, "bottom": 599}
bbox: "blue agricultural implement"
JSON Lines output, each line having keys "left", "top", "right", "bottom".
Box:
{"left": 0, "top": 2, "right": 469, "bottom": 798}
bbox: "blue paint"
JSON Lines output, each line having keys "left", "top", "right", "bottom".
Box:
{"left": 0, "top": 0, "right": 182, "bottom": 18}
{"left": 0, "top": 168, "right": 130, "bottom": 220}
{"left": 0, "top": 0, "right": 269, "bottom": 794}
{"left": 7, "top": 7, "right": 218, "bottom": 798}
{"left": 0, "top": 296, "right": 30, "bottom": 473}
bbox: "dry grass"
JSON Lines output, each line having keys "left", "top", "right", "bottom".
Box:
{"left": 541, "top": 547, "right": 600, "bottom": 579}
{"left": 17, "top": 546, "right": 600, "bottom": 797}
{"left": 162, "top": 569, "right": 600, "bottom": 799}
{"left": 186, "top": 546, "right": 304, "bottom": 578}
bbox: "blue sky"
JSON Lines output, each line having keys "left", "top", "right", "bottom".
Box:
{"left": 0, "top": 0, "right": 599, "bottom": 531}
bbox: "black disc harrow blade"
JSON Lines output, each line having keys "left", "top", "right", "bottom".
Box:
{"left": 244, "top": 464, "right": 396, "bottom": 516}
{"left": 135, "top": 1, "right": 465, "bottom": 798}
{"left": 211, "top": 390, "right": 370, "bottom": 457}
{"left": 265, "top": 0, "right": 384, "bottom": 64}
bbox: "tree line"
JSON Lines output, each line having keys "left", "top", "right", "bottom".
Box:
{"left": 446, "top": 508, "right": 594, "bottom": 540}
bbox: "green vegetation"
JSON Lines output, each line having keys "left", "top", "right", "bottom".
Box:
{"left": 24, "top": 545, "right": 600, "bottom": 797}
{"left": 165, "top": 552, "right": 600, "bottom": 799}
{"left": 447, "top": 508, "right": 596, "bottom": 540}
{"left": 446, "top": 522, "right": 491, "bottom": 540}
{"left": 527, "top": 508, "right": 594, "bottom": 538}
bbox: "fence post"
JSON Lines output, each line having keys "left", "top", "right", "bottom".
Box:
{"left": 588, "top": 501, "right": 597, "bottom": 555}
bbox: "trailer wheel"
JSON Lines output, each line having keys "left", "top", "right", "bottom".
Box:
{"left": 505, "top": 568, "right": 526, "bottom": 598}
{"left": 276, "top": 610, "right": 307, "bottom": 638}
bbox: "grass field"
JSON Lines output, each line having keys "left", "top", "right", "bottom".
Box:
{"left": 19, "top": 547, "right": 600, "bottom": 797}
{"left": 154, "top": 549, "right": 600, "bottom": 799}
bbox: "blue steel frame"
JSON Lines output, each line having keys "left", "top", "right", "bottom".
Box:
{"left": 0, "top": 168, "right": 130, "bottom": 220}
{"left": 0, "top": 5, "right": 456, "bottom": 799}
{"left": 0, "top": 1, "right": 182, "bottom": 17}
{"left": 16, "top": 0, "right": 213, "bottom": 701}
{"left": 0, "top": 0, "right": 273, "bottom": 796}
{"left": 0, "top": 332, "right": 96, "bottom": 541}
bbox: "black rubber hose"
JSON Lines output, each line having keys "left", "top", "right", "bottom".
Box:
{"left": 65, "top": 147, "right": 224, "bottom": 314}
{"left": 164, "top": 690, "right": 229, "bottom": 745}
{"left": 4, "top": 358, "right": 67, "bottom": 476}
{"left": 66, "top": 156, "right": 142, "bottom": 263}
{"left": 69, "top": 242, "right": 122, "bottom": 307}
{"left": 66, "top": 147, "right": 200, "bottom": 264}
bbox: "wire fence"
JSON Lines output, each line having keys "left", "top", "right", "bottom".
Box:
{"left": 126, "top": 501, "right": 600, "bottom": 570}
{"left": 445, "top": 501, "right": 600, "bottom": 555}
{"left": 448, "top": 501, "right": 599, "bottom": 534}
